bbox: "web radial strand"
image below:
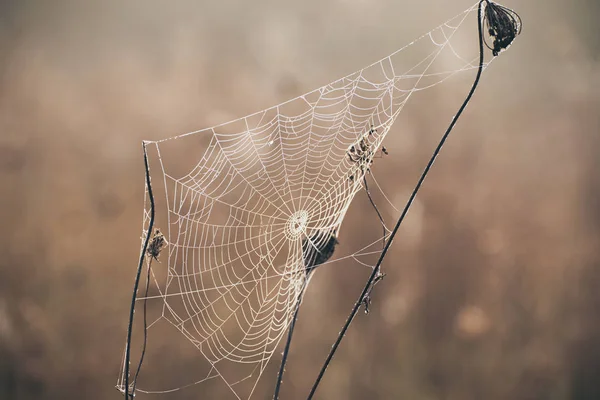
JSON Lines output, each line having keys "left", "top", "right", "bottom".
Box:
{"left": 120, "top": 4, "right": 488, "bottom": 398}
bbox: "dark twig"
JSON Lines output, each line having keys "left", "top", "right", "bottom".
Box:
{"left": 363, "top": 175, "right": 386, "bottom": 250}
{"left": 361, "top": 174, "right": 388, "bottom": 314}
{"left": 123, "top": 142, "right": 156, "bottom": 400}
{"left": 273, "top": 289, "right": 305, "bottom": 399}
{"left": 307, "top": 2, "right": 488, "bottom": 398}
{"left": 130, "top": 257, "right": 153, "bottom": 396}
{"left": 275, "top": 230, "right": 339, "bottom": 397}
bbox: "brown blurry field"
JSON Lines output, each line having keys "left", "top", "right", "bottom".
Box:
{"left": 1, "top": 0, "right": 599, "bottom": 399}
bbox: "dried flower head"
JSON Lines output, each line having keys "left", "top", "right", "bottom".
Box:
{"left": 147, "top": 228, "right": 167, "bottom": 262}
{"left": 483, "top": 0, "right": 522, "bottom": 56}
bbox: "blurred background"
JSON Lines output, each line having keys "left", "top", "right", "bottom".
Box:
{"left": 1, "top": 0, "right": 599, "bottom": 399}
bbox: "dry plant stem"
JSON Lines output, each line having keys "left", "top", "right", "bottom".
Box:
{"left": 124, "top": 142, "right": 156, "bottom": 400}
{"left": 131, "top": 257, "right": 153, "bottom": 396}
{"left": 274, "top": 175, "right": 386, "bottom": 398}
{"left": 363, "top": 175, "right": 386, "bottom": 249}
{"left": 306, "top": 1, "right": 487, "bottom": 398}
{"left": 273, "top": 289, "right": 305, "bottom": 399}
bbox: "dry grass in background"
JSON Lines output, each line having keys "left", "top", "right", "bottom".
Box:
{"left": 1, "top": 0, "right": 599, "bottom": 399}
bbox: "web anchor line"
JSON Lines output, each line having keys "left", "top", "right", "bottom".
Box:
{"left": 306, "top": 1, "right": 521, "bottom": 398}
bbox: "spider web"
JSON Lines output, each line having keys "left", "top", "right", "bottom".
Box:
{"left": 118, "top": 3, "right": 491, "bottom": 398}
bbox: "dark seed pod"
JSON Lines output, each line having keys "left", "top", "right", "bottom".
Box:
{"left": 483, "top": 0, "right": 522, "bottom": 56}
{"left": 147, "top": 228, "right": 167, "bottom": 261}
{"left": 302, "top": 230, "right": 339, "bottom": 275}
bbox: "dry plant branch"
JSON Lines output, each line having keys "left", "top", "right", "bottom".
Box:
{"left": 307, "top": 1, "right": 521, "bottom": 397}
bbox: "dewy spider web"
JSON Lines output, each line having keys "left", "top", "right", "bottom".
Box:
{"left": 118, "top": 3, "right": 493, "bottom": 398}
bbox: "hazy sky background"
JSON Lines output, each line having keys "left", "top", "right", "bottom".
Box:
{"left": 1, "top": 0, "right": 599, "bottom": 399}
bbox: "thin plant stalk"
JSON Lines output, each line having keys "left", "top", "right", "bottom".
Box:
{"left": 123, "top": 142, "right": 156, "bottom": 400}
{"left": 274, "top": 173, "right": 387, "bottom": 398}
{"left": 273, "top": 290, "right": 304, "bottom": 399}
{"left": 364, "top": 175, "right": 387, "bottom": 249}
{"left": 130, "top": 257, "right": 153, "bottom": 396}
{"left": 307, "top": 1, "right": 487, "bottom": 397}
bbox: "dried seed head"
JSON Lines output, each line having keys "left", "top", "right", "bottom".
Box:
{"left": 147, "top": 228, "right": 167, "bottom": 261}
{"left": 483, "top": 1, "right": 522, "bottom": 56}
